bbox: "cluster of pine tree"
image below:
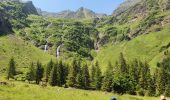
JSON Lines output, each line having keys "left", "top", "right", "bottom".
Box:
{"left": 6, "top": 53, "right": 170, "bottom": 97}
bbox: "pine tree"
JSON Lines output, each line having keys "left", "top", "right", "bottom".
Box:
{"left": 35, "top": 61, "right": 44, "bottom": 84}
{"left": 82, "top": 64, "right": 90, "bottom": 89}
{"left": 90, "top": 65, "right": 96, "bottom": 88}
{"left": 58, "top": 60, "right": 68, "bottom": 85}
{"left": 46, "top": 59, "right": 54, "bottom": 82}
{"left": 7, "top": 57, "right": 16, "bottom": 80}
{"left": 129, "top": 59, "right": 140, "bottom": 84}
{"left": 76, "top": 67, "right": 83, "bottom": 88}
{"left": 102, "top": 62, "right": 113, "bottom": 92}
{"left": 147, "top": 76, "right": 156, "bottom": 96}
{"left": 94, "top": 61, "right": 102, "bottom": 90}
{"left": 119, "top": 53, "right": 128, "bottom": 74}
{"left": 139, "top": 61, "right": 151, "bottom": 90}
{"left": 155, "top": 68, "right": 167, "bottom": 95}
{"left": 26, "top": 62, "right": 35, "bottom": 82}
{"left": 67, "top": 59, "right": 79, "bottom": 87}
{"left": 49, "top": 63, "right": 58, "bottom": 86}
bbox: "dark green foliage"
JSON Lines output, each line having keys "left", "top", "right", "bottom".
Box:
{"left": 35, "top": 61, "right": 44, "bottom": 84}
{"left": 94, "top": 61, "right": 102, "bottom": 90}
{"left": 90, "top": 65, "right": 96, "bottom": 88}
{"left": 58, "top": 60, "right": 68, "bottom": 86}
{"left": 138, "top": 62, "right": 151, "bottom": 90}
{"left": 155, "top": 68, "right": 169, "bottom": 95}
{"left": 49, "top": 63, "right": 59, "bottom": 86}
{"left": 81, "top": 64, "right": 90, "bottom": 89}
{"left": 7, "top": 57, "right": 16, "bottom": 80}
{"left": 102, "top": 62, "right": 113, "bottom": 92}
{"left": 119, "top": 53, "right": 128, "bottom": 74}
{"left": 64, "top": 21, "right": 94, "bottom": 57}
{"left": 26, "top": 62, "right": 35, "bottom": 81}
{"left": 46, "top": 59, "right": 54, "bottom": 82}
{"left": 112, "top": 75, "right": 135, "bottom": 94}
{"left": 67, "top": 59, "right": 79, "bottom": 87}
{"left": 146, "top": 76, "right": 156, "bottom": 96}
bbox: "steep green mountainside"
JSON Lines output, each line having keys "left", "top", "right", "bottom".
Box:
{"left": 0, "top": 1, "right": 55, "bottom": 74}
{"left": 15, "top": 0, "right": 170, "bottom": 70}
{"left": 1, "top": 0, "right": 170, "bottom": 72}
{"left": 0, "top": 35, "right": 55, "bottom": 75}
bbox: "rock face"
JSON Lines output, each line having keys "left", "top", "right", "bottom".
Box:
{"left": 22, "top": 1, "right": 38, "bottom": 15}
{"left": 113, "top": 0, "right": 142, "bottom": 16}
{"left": 38, "top": 7, "right": 106, "bottom": 19}
{"left": 0, "top": 11, "right": 11, "bottom": 34}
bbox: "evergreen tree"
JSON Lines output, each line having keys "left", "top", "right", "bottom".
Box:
{"left": 67, "top": 59, "right": 79, "bottom": 87}
{"left": 155, "top": 68, "right": 167, "bottom": 95}
{"left": 119, "top": 52, "right": 128, "bottom": 74}
{"left": 82, "top": 64, "right": 90, "bottom": 89}
{"left": 58, "top": 60, "right": 68, "bottom": 86}
{"left": 46, "top": 59, "right": 54, "bottom": 82}
{"left": 102, "top": 62, "right": 113, "bottom": 92}
{"left": 139, "top": 61, "right": 151, "bottom": 90}
{"left": 7, "top": 57, "right": 16, "bottom": 80}
{"left": 147, "top": 76, "right": 156, "bottom": 96}
{"left": 35, "top": 61, "right": 44, "bottom": 84}
{"left": 26, "top": 62, "right": 35, "bottom": 82}
{"left": 76, "top": 67, "right": 83, "bottom": 88}
{"left": 49, "top": 63, "right": 58, "bottom": 86}
{"left": 94, "top": 61, "right": 102, "bottom": 90}
{"left": 90, "top": 65, "right": 96, "bottom": 88}
{"left": 129, "top": 59, "right": 140, "bottom": 84}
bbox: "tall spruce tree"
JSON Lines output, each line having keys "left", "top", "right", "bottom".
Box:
{"left": 58, "top": 60, "right": 68, "bottom": 85}
{"left": 139, "top": 61, "right": 151, "bottom": 90}
{"left": 82, "top": 64, "right": 90, "bottom": 89}
{"left": 102, "top": 62, "right": 113, "bottom": 92}
{"left": 155, "top": 68, "right": 167, "bottom": 95}
{"left": 26, "top": 62, "right": 35, "bottom": 82}
{"left": 35, "top": 61, "right": 44, "bottom": 84}
{"left": 67, "top": 59, "right": 79, "bottom": 87}
{"left": 46, "top": 59, "right": 54, "bottom": 82}
{"left": 76, "top": 66, "right": 83, "bottom": 88}
{"left": 94, "top": 61, "right": 102, "bottom": 90}
{"left": 90, "top": 65, "right": 96, "bottom": 88}
{"left": 119, "top": 52, "right": 128, "bottom": 74}
{"left": 7, "top": 57, "right": 16, "bottom": 80}
{"left": 49, "top": 63, "right": 58, "bottom": 86}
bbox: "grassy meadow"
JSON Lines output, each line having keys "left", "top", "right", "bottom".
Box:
{"left": 0, "top": 81, "right": 161, "bottom": 100}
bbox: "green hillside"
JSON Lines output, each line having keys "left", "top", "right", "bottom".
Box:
{"left": 96, "top": 27, "right": 170, "bottom": 70}
{"left": 0, "top": 35, "right": 55, "bottom": 74}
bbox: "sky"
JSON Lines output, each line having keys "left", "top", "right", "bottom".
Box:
{"left": 23, "top": 0, "right": 125, "bottom": 15}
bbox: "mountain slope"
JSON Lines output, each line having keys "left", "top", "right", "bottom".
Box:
{"left": 0, "top": 35, "right": 55, "bottom": 74}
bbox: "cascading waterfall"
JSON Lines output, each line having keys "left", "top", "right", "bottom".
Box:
{"left": 56, "top": 45, "right": 61, "bottom": 59}
{"left": 44, "top": 44, "right": 48, "bottom": 52}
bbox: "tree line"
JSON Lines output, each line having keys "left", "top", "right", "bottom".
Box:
{"left": 6, "top": 53, "right": 170, "bottom": 97}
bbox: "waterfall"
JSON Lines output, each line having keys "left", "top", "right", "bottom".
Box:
{"left": 44, "top": 44, "right": 48, "bottom": 52}
{"left": 56, "top": 45, "right": 61, "bottom": 58}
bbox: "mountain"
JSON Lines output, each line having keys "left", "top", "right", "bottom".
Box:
{"left": 113, "top": 0, "right": 142, "bottom": 16}
{"left": 38, "top": 7, "right": 107, "bottom": 19}
{"left": 22, "top": 1, "right": 38, "bottom": 15}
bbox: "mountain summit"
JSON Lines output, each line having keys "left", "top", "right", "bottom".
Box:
{"left": 38, "top": 7, "right": 107, "bottom": 19}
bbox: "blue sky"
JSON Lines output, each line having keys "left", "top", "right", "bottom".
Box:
{"left": 24, "top": 0, "right": 125, "bottom": 15}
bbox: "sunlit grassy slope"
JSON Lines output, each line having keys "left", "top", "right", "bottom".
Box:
{"left": 0, "top": 35, "right": 56, "bottom": 73}
{"left": 96, "top": 27, "right": 170, "bottom": 71}
{"left": 0, "top": 81, "right": 160, "bottom": 100}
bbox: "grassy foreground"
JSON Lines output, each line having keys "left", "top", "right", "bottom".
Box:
{"left": 0, "top": 81, "right": 161, "bottom": 100}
